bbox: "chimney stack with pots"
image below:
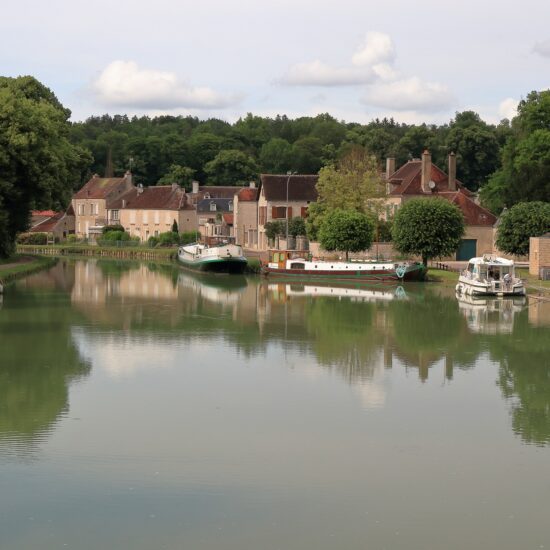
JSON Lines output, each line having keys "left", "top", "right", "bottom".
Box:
{"left": 137, "top": 183, "right": 144, "bottom": 195}
{"left": 448, "top": 152, "right": 457, "bottom": 191}
{"left": 249, "top": 181, "right": 256, "bottom": 189}
{"left": 386, "top": 158, "right": 396, "bottom": 180}
{"left": 192, "top": 180, "right": 199, "bottom": 194}
{"left": 421, "top": 150, "right": 432, "bottom": 193}
{"left": 124, "top": 170, "right": 133, "bottom": 187}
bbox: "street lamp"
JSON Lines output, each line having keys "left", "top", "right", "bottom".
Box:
{"left": 285, "top": 171, "right": 296, "bottom": 246}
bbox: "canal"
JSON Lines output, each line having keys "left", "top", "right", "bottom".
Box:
{"left": 1, "top": 259, "right": 549, "bottom": 550}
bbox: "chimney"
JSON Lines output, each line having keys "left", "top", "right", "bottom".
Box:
{"left": 448, "top": 152, "right": 457, "bottom": 191}
{"left": 421, "top": 150, "right": 432, "bottom": 193}
{"left": 192, "top": 180, "right": 199, "bottom": 194}
{"left": 124, "top": 170, "right": 133, "bottom": 187}
{"left": 249, "top": 181, "right": 256, "bottom": 189}
{"left": 137, "top": 183, "right": 144, "bottom": 195}
{"left": 385, "top": 158, "right": 396, "bottom": 180}
{"left": 122, "top": 199, "right": 127, "bottom": 208}
{"left": 172, "top": 182, "right": 179, "bottom": 191}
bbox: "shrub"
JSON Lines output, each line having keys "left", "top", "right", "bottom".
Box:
{"left": 158, "top": 231, "right": 180, "bottom": 247}
{"left": 102, "top": 224, "right": 125, "bottom": 234}
{"left": 16, "top": 232, "right": 48, "bottom": 245}
{"left": 179, "top": 231, "right": 200, "bottom": 245}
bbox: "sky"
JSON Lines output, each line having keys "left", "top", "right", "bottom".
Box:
{"left": 2, "top": 0, "right": 550, "bottom": 125}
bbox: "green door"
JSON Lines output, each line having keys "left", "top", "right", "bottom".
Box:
{"left": 456, "top": 239, "right": 477, "bottom": 261}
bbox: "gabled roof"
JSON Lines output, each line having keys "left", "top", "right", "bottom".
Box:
{"left": 222, "top": 213, "right": 234, "bottom": 225}
{"left": 388, "top": 160, "right": 472, "bottom": 196}
{"left": 438, "top": 191, "right": 497, "bottom": 226}
{"left": 196, "top": 198, "right": 233, "bottom": 213}
{"left": 236, "top": 187, "right": 258, "bottom": 201}
{"left": 195, "top": 186, "right": 243, "bottom": 199}
{"left": 260, "top": 174, "right": 318, "bottom": 202}
{"left": 31, "top": 210, "right": 56, "bottom": 218}
{"left": 29, "top": 212, "right": 65, "bottom": 232}
{"left": 123, "top": 186, "right": 190, "bottom": 210}
{"left": 73, "top": 175, "right": 128, "bottom": 200}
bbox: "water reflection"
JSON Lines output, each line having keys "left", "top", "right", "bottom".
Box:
{"left": 0, "top": 264, "right": 90, "bottom": 458}
{"left": 2, "top": 259, "right": 550, "bottom": 451}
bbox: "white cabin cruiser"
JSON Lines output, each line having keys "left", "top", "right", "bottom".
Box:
{"left": 455, "top": 255, "right": 525, "bottom": 297}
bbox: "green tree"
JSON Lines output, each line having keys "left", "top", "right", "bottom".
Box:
{"left": 445, "top": 111, "right": 500, "bottom": 191}
{"left": 495, "top": 202, "right": 550, "bottom": 256}
{"left": 259, "top": 138, "right": 293, "bottom": 173}
{"left": 157, "top": 164, "right": 196, "bottom": 190}
{"left": 288, "top": 217, "right": 307, "bottom": 237}
{"left": 204, "top": 149, "right": 259, "bottom": 185}
{"left": 171, "top": 220, "right": 179, "bottom": 233}
{"left": 264, "top": 220, "right": 285, "bottom": 241}
{"left": 291, "top": 137, "right": 324, "bottom": 173}
{"left": 305, "top": 202, "right": 328, "bottom": 241}
{"left": 392, "top": 198, "right": 465, "bottom": 267}
{"left": 318, "top": 209, "right": 374, "bottom": 261}
{"left": 0, "top": 76, "right": 91, "bottom": 257}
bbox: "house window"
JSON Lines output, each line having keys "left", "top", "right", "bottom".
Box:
{"left": 130, "top": 210, "right": 136, "bottom": 223}
{"left": 229, "top": 202, "right": 233, "bottom": 211}
{"left": 210, "top": 202, "right": 217, "bottom": 212}
{"left": 143, "top": 211, "right": 148, "bottom": 224}
{"left": 78, "top": 204, "right": 84, "bottom": 215}
{"left": 154, "top": 211, "right": 160, "bottom": 224}
{"left": 111, "top": 210, "right": 119, "bottom": 221}
{"left": 272, "top": 206, "right": 287, "bottom": 219}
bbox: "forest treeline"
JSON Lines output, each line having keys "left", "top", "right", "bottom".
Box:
{"left": 68, "top": 93, "right": 550, "bottom": 215}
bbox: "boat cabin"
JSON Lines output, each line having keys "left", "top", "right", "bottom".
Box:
{"left": 465, "top": 255, "right": 515, "bottom": 283}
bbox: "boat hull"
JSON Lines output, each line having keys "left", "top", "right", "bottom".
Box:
{"left": 178, "top": 256, "right": 247, "bottom": 274}
{"left": 262, "top": 263, "right": 426, "bottom": 282}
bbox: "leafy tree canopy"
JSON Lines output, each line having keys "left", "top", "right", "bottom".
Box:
{"left": 495, "top": 202, "right": 550, "bottom": 256}
{"left": 288, "top": 216, "right": 307, "bottom": 237}
{"left": 0, "top": 76, "right": 90, "bottom": 257}
{"left": 318, "top": 209, "right": 375, "bottom": 261}
{"left": 204, "top": 149, "right": 259, "bottom": 185}
{"left": 391, "top": 198, "right": 465, "bottom": 267}
{"left": 157, "top": 164, "right": 196, "bottom": 190}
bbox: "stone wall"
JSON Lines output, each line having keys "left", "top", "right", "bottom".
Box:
{"left": 530, "top": 236, "right": 550, "bottom": 277}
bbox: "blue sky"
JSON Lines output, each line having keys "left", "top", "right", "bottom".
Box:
{"left": 2, "top": 0, "right": 550, "bottom": 124}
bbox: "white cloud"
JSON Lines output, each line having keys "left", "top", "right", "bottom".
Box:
{"left": 280, "top": 60, "right": 375, "bottom": 86}
{"left": 351, "top": 31, "right": 395, "bottom": 66}
{"left": 92, "top": 60, "right": 242, "bottom": 110}
{"left": 498, "top": 97, "right": 519, "bottom": 120}
{"left": 280, "top": 31, "right": 393, "bottom": 86}
{"left": 362, "top": 77, "right": 454, "bottom": 112}
{"left": 533, "top": 39, "right": 550, "bottom": 58}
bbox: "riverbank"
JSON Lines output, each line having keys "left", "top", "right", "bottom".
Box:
{"left": 0, "top": 255, "right": 58, "bottom": 284}
{"left": 17, "top": 244, "right": 263, "bottom": 274}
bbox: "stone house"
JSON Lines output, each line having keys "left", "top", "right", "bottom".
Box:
{"left": 28, "top": 207, "right": 75, "bottom": 240}
{"left": 529, "top": 234, "right": 550, "bottom": 278}
{"left": 233, "top": 186, "right": 259, "bottom": 248}
{"left": 257, "top": 174, "right": 318, "bottom": 251}
{"left": 118, "top": 184, "right": 196, "bottom": 242}
{"left": 385, "top": 151, "right": 497, "bottom": 260}
{"left": 73, "top": 172, "right": 134, "bottom": 238}
{"left": 196, "top": 197, "right": 235, "bottom": 241}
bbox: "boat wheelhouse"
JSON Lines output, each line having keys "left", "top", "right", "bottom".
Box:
{"left": 262, "top": 251, "right": 426, "bottom": 282}
{"left": 455, "top": 255, "right": 525, "bottom": 297}
{"left": 177, "top": 242, "right": 247, "bottom": 273}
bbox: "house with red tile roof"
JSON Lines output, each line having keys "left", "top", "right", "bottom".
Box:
{"left": 118, "top": 184, "right": 196, "bottom": 242}
{"left": 28, "top": 207, "right": 75, "bottom": 240}
{"left": 385, "top": 151, "right": 497, "bottom": 260}
{"left": 233, "top": 184, "right": 259, "bottom": 248}
{"left": 72, "top": 172, "right": 134, "bottom": 237}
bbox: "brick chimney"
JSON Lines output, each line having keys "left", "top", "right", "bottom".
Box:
{"left": 137, "top": 183, "right": 144, "bottom": 195}
{"left": 421, "top": 150, "right": 432, "bottom": 193}
{"left": 124, "top": 170, "right": 133, "bottom": 187}
{"left": 385, "top": 157, "right": 396, "bottom": 180}
{"left": 249, "top": 181, "right": 256, "bottom": 189}
{"left": 448, "top": 152, "right": 457, "bottom": 191}
{"left": 192, "top": 180, "right": 199, "bottom": 194}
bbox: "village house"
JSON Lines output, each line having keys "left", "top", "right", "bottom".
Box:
{"left": 385, "top": 151, "right": 497, "bottom": 260}
{"left": 233, "top": 186, "right": 259, "bottom": 248}
{"left": 256, "top": 174, "right": 318, "bottom": 251}
{"left": 72, "top": 172, "right": 134, "bottom": 238}
{"left": 196, "top": 197, "right": 235, "bottom": 241}
{"left": 28, "top": 207, "right": 75, "bottom": 240}
{"left": 118, "top": 184, "right": 196, "bottom": 242}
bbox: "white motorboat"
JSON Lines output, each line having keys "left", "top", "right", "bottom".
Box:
{"left": 177, "top": 242, "right": 247, "bottom": 273}
{"left": 455, "top": 255, "right": 525, "bottom": 297}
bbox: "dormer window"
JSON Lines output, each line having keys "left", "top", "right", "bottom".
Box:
{"left": 210, "top": 202, "right": 216, "bottom": 212}
{"left": 229, "top": 202, "right": 233, "bottom": 211}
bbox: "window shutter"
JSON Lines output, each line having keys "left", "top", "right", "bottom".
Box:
{"left": 272, "top": 206, "right": 278, "bottom": 219}
{"left": 287, "top": 206, "right": 292, "bottom": 219}
{"left": 301, "top": 207, "right": 308, "bottom": 218}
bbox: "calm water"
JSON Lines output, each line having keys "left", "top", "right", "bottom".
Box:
{"left": 1, "top": 259, "right": 550, "bottom": 550}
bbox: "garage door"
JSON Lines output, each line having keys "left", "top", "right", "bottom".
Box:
{"left": 456, "top": 239, "right": 477, "bottom": 261}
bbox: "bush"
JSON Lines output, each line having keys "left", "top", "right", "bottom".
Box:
{"left": 102, "top": 224, "right": 125, "bottom": 234}
{"left": 148, "top": 236, "right": 160, "bottom": 248}
{"left": 288, "top": 217, "right": 307, "bottom": 237}
{"left": 158, "top": 231, "right": 180, "bottom": 247}
{"left": 179, "top": 231, "right": 200, "bottom": 245}
{"left": 16, "top": 232, "right": 48, "bottom": 245}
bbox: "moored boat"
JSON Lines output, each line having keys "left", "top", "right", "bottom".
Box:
{"left": 455, "top": 255, "right": 525, "bottom": 297}
{"left": 177, "top": 242, "right": 247, "bottom": 273}
{"left": 262, "top": 251, "right": 426, "bottom": 282}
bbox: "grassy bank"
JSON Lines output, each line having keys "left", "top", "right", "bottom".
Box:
{"left": 516, "top": 268, "right": 550, "bottom": 294}
{"left": 426, "top": 268, "right": 459, "bottom": 285}
{"left": 0, "top": 255, "right": 57, "bottom": 283}
{"left": 17, "top": 244, "right": 177, "bottom": 261}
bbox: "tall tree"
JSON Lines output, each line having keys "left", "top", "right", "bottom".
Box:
{"left": 204, "top": 149, "right": 259, "bottom": 185}
{"left": 0, "top": 76, "right": 91, "bottom": 257}
{"left": 392, "top": 198, "right": 465, "bottom": 267}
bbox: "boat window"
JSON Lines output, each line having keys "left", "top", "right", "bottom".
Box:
{"left": 467, "top": 262, "right": 474, "bottom": 272}
{"left": 315, "top": 265, "right": 318, "bottom": 269}
{"left": 290, "top": 262, "right": 305, "bottom": 270}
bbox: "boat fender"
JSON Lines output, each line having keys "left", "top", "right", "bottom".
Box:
{"left": 395, "top": 265, "right": 406, "bottom": 279}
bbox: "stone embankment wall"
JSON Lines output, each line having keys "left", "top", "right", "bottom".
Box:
{"left": 17, "top": 245, "right": 176, "bottom": 261}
